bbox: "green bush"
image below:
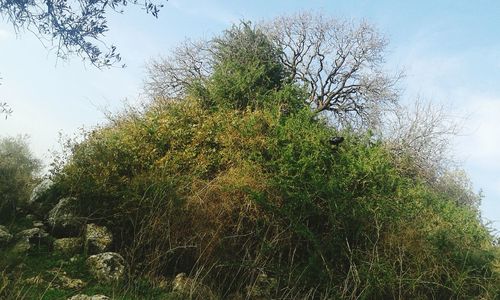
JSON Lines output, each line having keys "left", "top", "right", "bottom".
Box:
{"left": 48, "top": 21, "right": 499, "bottom": 299}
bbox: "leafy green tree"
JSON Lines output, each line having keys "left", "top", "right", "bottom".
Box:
{"left": 207, "top": 22, "right": 285, "bottom": 110}
{"left": 0, "top": 136, "right": 41, "bottom": 221}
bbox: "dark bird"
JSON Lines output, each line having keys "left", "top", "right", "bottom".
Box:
{"left": 329, "top": 136, "right": 344, "bottom": 145}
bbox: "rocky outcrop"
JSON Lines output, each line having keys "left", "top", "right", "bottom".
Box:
{"left": 29, "top": 179, "right": 54, "bottom": 205}
{"left": 0, "top": 225, "right": 13, "bottom": 246}
{"left": 86, "top": 252, "right": 126, "bottom": 283}
{"left": 84, "top": 224, "right": 112, "bottom": 254}
{"left": 48, "top": 197, "right": 82, "bottom": 236}
{"left": 25, "top": 270, "right": 86, "bottom": 290}
{"left": 16, "top": 227, "right": 50, "bottom": 245}
{"left": 47, "top": 269, "right": 86, "bottom": 289}
{"left": 172, "top": 273, "right": 216, "bottom": 300}
{"left": 13, "top": 227, "right": 50, "bottom": 253}
{"left": 53, "top": 237, "right": 83, "bottom": 255}
{"left": 67, "top": 294, "right": 109, "bottom": 300}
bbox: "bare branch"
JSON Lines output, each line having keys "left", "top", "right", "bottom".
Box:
{"left": 144, "top": 39, "right": 213, "bottom": 100}
{"left": 260, "top": 12, "right": 401, "bottom": 126}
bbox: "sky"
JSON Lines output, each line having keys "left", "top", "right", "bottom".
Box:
{"left": 1, "top": 0, "right": 499, "bottom": 232}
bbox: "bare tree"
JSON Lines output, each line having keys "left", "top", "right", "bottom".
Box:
{"left": 145, "top": 39, "right": 213, "bottom": 100}
{"left": 380, "top": 98, "right": 462, "bottom": 182}
{"left": 260, "top": 12, "right": 401, "bottom": 125}
{"left": 145, "top": 14, "right": 400, "bottom": 126}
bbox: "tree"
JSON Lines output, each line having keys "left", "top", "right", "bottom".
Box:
{"left": 261, "top": 12, "right": 401, "bottom": 126}
{"left": 145, "top": 38, "right": 213, "bottom": 101}
{"left": 0, "top": 135, "right": 41, "bottom": 221}
{"left": 146, "top": 21, "right": 287, "bottom": 110}
{"left": 207, "top": 22, "right": 285, "bottom": 110}
{"left": 0, "top": 0, "right": 165, "bottom": 68}
{"left": 146, "top": 13, "right": 400, "bottom": 127}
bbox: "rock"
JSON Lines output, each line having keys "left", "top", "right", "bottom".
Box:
{"left": 86, "top": 252, "right": 126, "bottom": 283}
{"left": 33, "top": 221, "right": 45, "bottom": 228}
{"left": 245, "top": 272, "right": 277, "bottom": 300}
{"left": 25, "top": 214, "right": 36, "bottom": 221}
{"left": 16, "top": 228, "right": 50, "bottom": 245}
{"left": 12, "top": 228, "right": 50, "bottom": 253}
{"left": 53, "top": 238, "right": 82, "bottom": 255}
{"left": 84, "top": 224, "right": 112, "bottom": 254}
{"left": 24, "top": 275, "right": 45, "bottom": 285}
{"left": 67, "top": 295, "right": 109, "bottom": 300}
{"left": 48, "top": 197, "right": 82, "bottom": 236}
{"left": 0, "top": 225, "right": 13, "bottom": 246}
{"left": 29, "top": 178, "right": 54, "bottom": 205}
{"left": 48, "top": 269, "right": 86, "bottom": 289}
{"left": 172, "top": 273, "right": 216, "bottom": 300}
{"left": 13, "top": 240, "right": 31, "bottom": 253}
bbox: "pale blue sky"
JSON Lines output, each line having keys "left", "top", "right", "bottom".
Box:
{"left": 1, "top": 0, "right": 499, "bottom": 232}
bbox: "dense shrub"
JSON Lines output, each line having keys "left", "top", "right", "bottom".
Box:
{"left": 49, "top": 21, "right": 499, "bottom": 299}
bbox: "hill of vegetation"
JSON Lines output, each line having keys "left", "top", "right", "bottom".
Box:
{"left": 1, "top": 14, "right": 499, "bottom": 299}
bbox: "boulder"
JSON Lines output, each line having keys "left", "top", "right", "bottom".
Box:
{"left": 53, "top": 238, "right": 83, "bottom": 255}
{"left": 24, "top": 275, "right": 45, "bottom": 285}
{"left": 29, "top": 178, "right": 54, "bottom": 205}
{"left": 16, "top": 227, "right": 50, "bottom": 245}
{"left": 13, "top": 240, "right": 31, "bottom": 253}
{"left": 48, "top": 197, "right": 82, "bottom": 236}
{"left": 33, "top": 221, "right": 45, "bottom": 228}
{"left": 47, "top": 269, "right": 86, "bottom": 289}
{"left": 86, "top": 252, "right": 126, "bottom": 283}
{"left": 67, "top": 295, "right": 109, "bottom": 300}
{"left": 0, "top": 225, "right": 13, "bottom": 246}
{"left": 13, "top": 227, "right": 50, "bottom": 253}
{"left": 172, "top": 273, "right": 216, "bottom": 300}
{"left": 84, "top": 224, "right": 112, "bottom": 254}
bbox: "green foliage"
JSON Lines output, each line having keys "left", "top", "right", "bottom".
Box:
{"left": 45, "top": 20, "right": 500, "bottom": 299}
{"left": 206, "top": 22, "right": 286, "bottom": 110}
{"left": 0, "top": 135, "right": 41, "bottom": 222}
{"left": 51, "top": 99, "right": 499, "bottom": 298}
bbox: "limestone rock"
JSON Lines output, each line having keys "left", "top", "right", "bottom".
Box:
{"left": 53, "top": 238, "right": 82, "bottom": 255}
{"left": 86, "top": 252, "right": 126, "bottom": 283}
{"left": 33, "top": 221, "right": 45, "bottom": 228}
{"left": 67, "top": 295, "right": 109, "bottom": 300}
{"left": 172, "top": 273, "right": 216, "bottom": 300}
{"left": 0, "top": 225, "right": 13, "bottom": 246}
{"left": 29, "top": 178, "right": 54, "bottom": 205}
{"left": 48, "top": 269, "right": 86, "bottom": 289}
{"left": 48, "top": 197, "right": 82, "bottom": 236}
{"left": 13, "top": 227, "right": 50, "bottom": 253}
{"left": 16, "top": 227, "right": 50, "bottom": 245}
{"left": 24, "top": 275, "right": 45, "bottom": 285}
{"left": 13, "top": 240, "right": 31, "bottom": 253}
{"left": 84, "top": 224, "right": 112, "bottom": 254}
